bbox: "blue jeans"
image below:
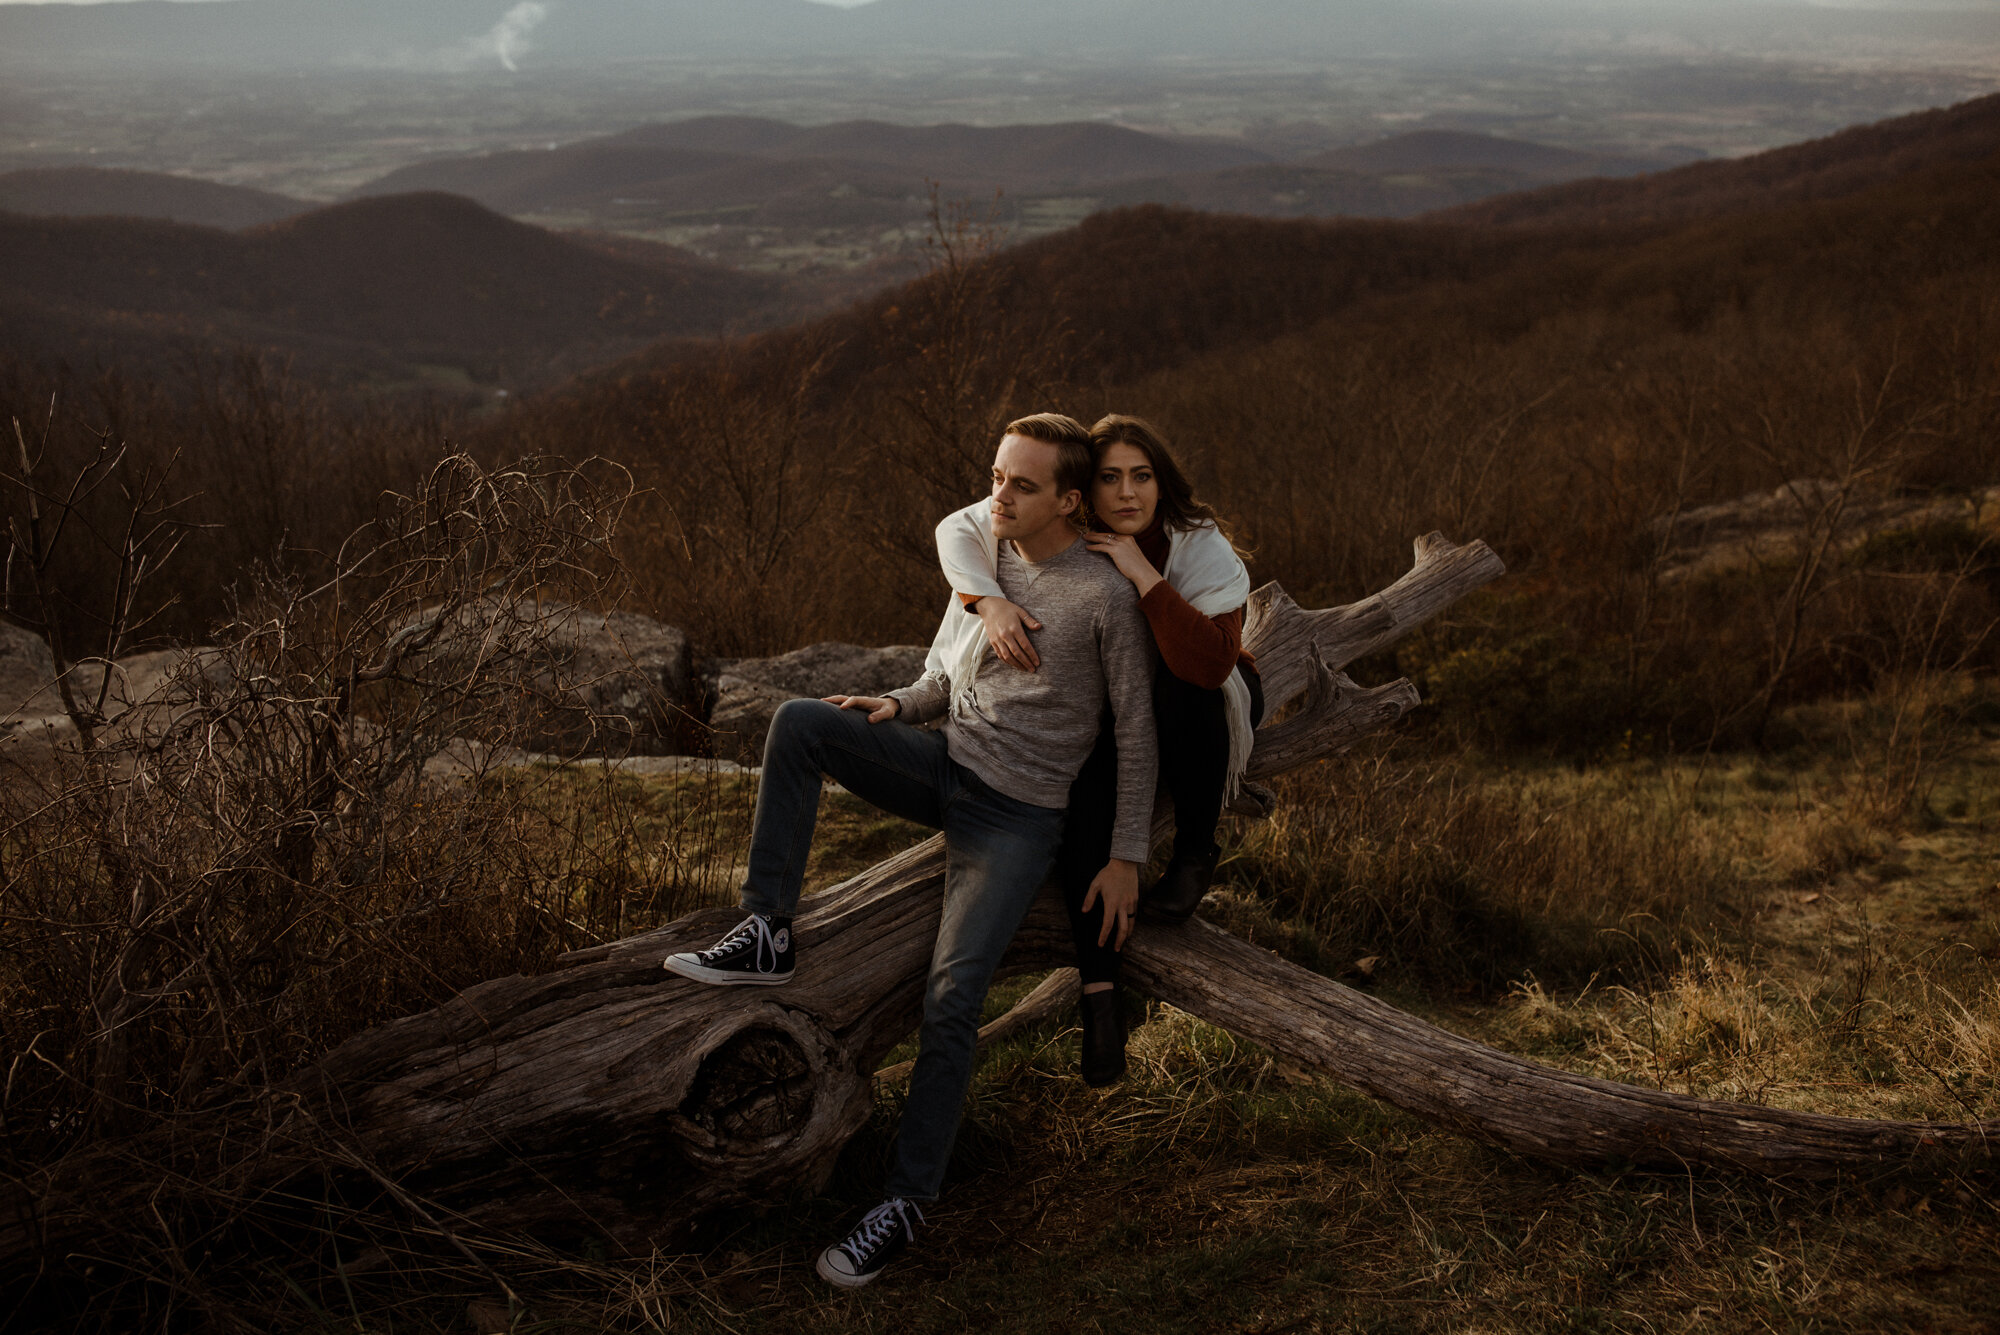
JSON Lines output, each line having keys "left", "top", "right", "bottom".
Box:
{"left": 742, "top": 698, "right": 1065, "bottom": 1202}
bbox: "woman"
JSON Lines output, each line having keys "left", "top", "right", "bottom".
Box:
{"left": 934, "top": 414, "right": 1263, "bottom": 1085}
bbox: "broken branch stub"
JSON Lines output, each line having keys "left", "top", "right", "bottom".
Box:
{"left": 1243, "top": 532, "right": 1504, "bottom": 715}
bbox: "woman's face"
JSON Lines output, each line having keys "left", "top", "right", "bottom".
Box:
{"left": 1092, "top": 442, "right": 1159, "bottom": 536}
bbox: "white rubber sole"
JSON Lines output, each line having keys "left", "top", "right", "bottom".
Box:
{"left": 661, "top": 954, "right": 793, "bottom": 986}
{"left": 815, "top": 1249, "right": 878, "bottom": 1288}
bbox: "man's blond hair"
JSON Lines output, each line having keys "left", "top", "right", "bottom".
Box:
{"left": 1003, "top": 412, "right": 1093, "bottom": 499}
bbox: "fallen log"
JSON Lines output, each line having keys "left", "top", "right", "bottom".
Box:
{"left": 1124, "top": 915, "right": 1999, "bottom": 1172}
{"left": 266, "top": 533, "right": 1501, "bottom": 1237}
{"left": 13, "top": 533, "right": 1995, "bottom": 1273}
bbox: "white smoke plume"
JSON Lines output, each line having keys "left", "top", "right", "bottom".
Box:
{"left": 467, "top": 2, "right": 548, "bottom": 72}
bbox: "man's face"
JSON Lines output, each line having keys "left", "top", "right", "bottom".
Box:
{"left": 988, "top": 434, "right": 1077, "bottom": 543}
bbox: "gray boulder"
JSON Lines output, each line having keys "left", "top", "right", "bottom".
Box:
{"left": 71, "top": 647, "right": 232, "bottom": 713}
{"left": 0, "top": 620, "right": 58, "bottom": 720}
{"left": 0, "top": 623, "right": 228, "bottom": 725}
{"left": 412, "top": 598, "right": 695, "bottom": 755}
{"left": 585, "top": 610, "right": 696, "bottom": 735}
{"left": 0, "top": 634, "right": 234, "bottom": 768}
{"left": 709, "top": 641, "right": 928, "bottom": 762}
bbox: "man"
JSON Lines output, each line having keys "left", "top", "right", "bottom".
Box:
{"left": 665, "top": 412, "right": 1158, "bottom": 1288}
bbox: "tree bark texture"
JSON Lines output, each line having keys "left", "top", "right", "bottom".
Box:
{"left": 16, "top": 535, "right": 1996, "bottom": 1267}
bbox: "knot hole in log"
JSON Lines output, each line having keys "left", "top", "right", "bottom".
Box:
{"left": 680, "top": 1025, "right": 819, "bottom": 1142}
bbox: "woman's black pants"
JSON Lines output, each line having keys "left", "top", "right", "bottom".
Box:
{"left": 1056, "top": 665, "right": 1264, "bottom": 987}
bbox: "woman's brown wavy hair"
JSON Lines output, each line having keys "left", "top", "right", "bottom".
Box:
{"left": 1087, "top": 414, "right": 1229, "bottom": 539}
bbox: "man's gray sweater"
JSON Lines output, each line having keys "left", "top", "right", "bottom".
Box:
{"left": 888, "top": 536, "right": 1158, "bottom": 863}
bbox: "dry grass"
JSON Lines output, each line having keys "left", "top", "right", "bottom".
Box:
{"left": 1217, "top": 748, "right": 1740, "bottom": 989}
{"left": 105, "top": 686, "right": 1995, "bottom": 1335}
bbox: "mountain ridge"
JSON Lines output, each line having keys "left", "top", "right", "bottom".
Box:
{"left": 1428, "top": 88, "right": 2000, "bottom": 227}
{"left": 0, "top": 167, "right": 312, "bottom": 231}
{"left": 1089, "top": 129, "right": 1688, "bottom": 221}
{"left": 0, "top": 191, "right": 785, "bottom": 391}
{"left": 516, "top": 88, "right": 2000, "bottom": 436}
{"left": 351, "top": 118, "right": 1272, "bottom": 212}
{"left": 347, "top": 117, "right": 1683, "bottom": 235}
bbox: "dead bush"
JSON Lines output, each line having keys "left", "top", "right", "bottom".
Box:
{"left": 0, "top": 446, "right": 758, "bottom": 1329}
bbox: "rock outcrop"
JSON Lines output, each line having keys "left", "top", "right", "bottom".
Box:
{"left": 64, "top": 647, "right": 233, "bottom": 716}
{"left": 6, "top": 610, "right": 935, "bottom": 771}
{"left": 1, "top": 631, "right": 233, "bottom": 760}
{"left": 412, "top": 599, "right": 696, "bottom": 755}
{"left": 708, "top": 641, "right": 928, "bottom": 762}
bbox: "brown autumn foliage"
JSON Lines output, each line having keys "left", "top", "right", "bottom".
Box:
{"left": 3, "top": 97, "right": 1997, "bottom": 726}
{"left": 0, "top": 351, "right": 459, "bottom": 653}
{"left": 482, "top": 147, "right": 2000, "bottom": 746}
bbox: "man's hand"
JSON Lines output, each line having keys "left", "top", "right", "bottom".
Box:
{"left": 1083, "top": 531, "right": 1165, "bottom": 598}
{"left": 1080, "top": 858, "right": 1141, "bottom": 950}
{"left": 972, "top": 596, "right": 1043, "bottom": 671}
{"left": 823, "top": 694, "right": 899, "bottom": 723}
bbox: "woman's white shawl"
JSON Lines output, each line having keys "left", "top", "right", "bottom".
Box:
{"left": 929, "top": 500, "right": 1256, "bottom": 800}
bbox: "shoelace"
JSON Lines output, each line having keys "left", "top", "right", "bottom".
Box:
{"left": 699, "top": 914, "right": 783, "bottom": 972}
{"left": 841, "top": 1197, "right": 923, "bottom": 1262}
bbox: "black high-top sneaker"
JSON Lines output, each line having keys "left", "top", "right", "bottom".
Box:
{"left": 663, "top": 913, "right": 795, "bottom": 985}
{"left": 1079, "top": 987, "right": 1127, "bottom": 1087}
{"left": 1143, "top": 846, "right": 1221, "bottom": 925}
{"left": 816, "top": 1197, "right": 922, "bottom": 1288}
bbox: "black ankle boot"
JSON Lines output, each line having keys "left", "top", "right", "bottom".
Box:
{"left": 1079, "top": 988, "right": 1127, "bottom": 1087}
{"left": 1144, "top": 847, "right": 1221, "bottom": 925}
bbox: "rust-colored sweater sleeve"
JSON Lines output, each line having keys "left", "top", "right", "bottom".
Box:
{"left": 1139, "top": 583, "right": 1248, "bottom": 689}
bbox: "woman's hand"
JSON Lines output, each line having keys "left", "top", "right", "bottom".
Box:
{"left": 974, "top": 596, "right": 1043, "bottom": 671}
{"left": 1080, "top": 858, "right": 1140, "bottom": 950}
{"left": 1084, "top": 531, "right": 1164, "bottom": 598}
{"left": 823, "top": 694, "right": 899, "bottom": 723}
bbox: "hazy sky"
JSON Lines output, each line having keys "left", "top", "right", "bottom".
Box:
{"left": 0, "top": 0, "right": 1996, "bottom": 6}
{"left": 7, "top": 0, "right": 1997, "bottom": 78}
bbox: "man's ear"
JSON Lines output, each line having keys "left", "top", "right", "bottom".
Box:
{"left": 1059, "top": 490, "right": 1081, "bottom": 517}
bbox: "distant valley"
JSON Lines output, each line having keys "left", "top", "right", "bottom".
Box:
{"left": 8, "top": 92, "right": 1997, "bottom": 405}
{"left": 0, "top": 115, "right": 1695, "bottom": 392}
